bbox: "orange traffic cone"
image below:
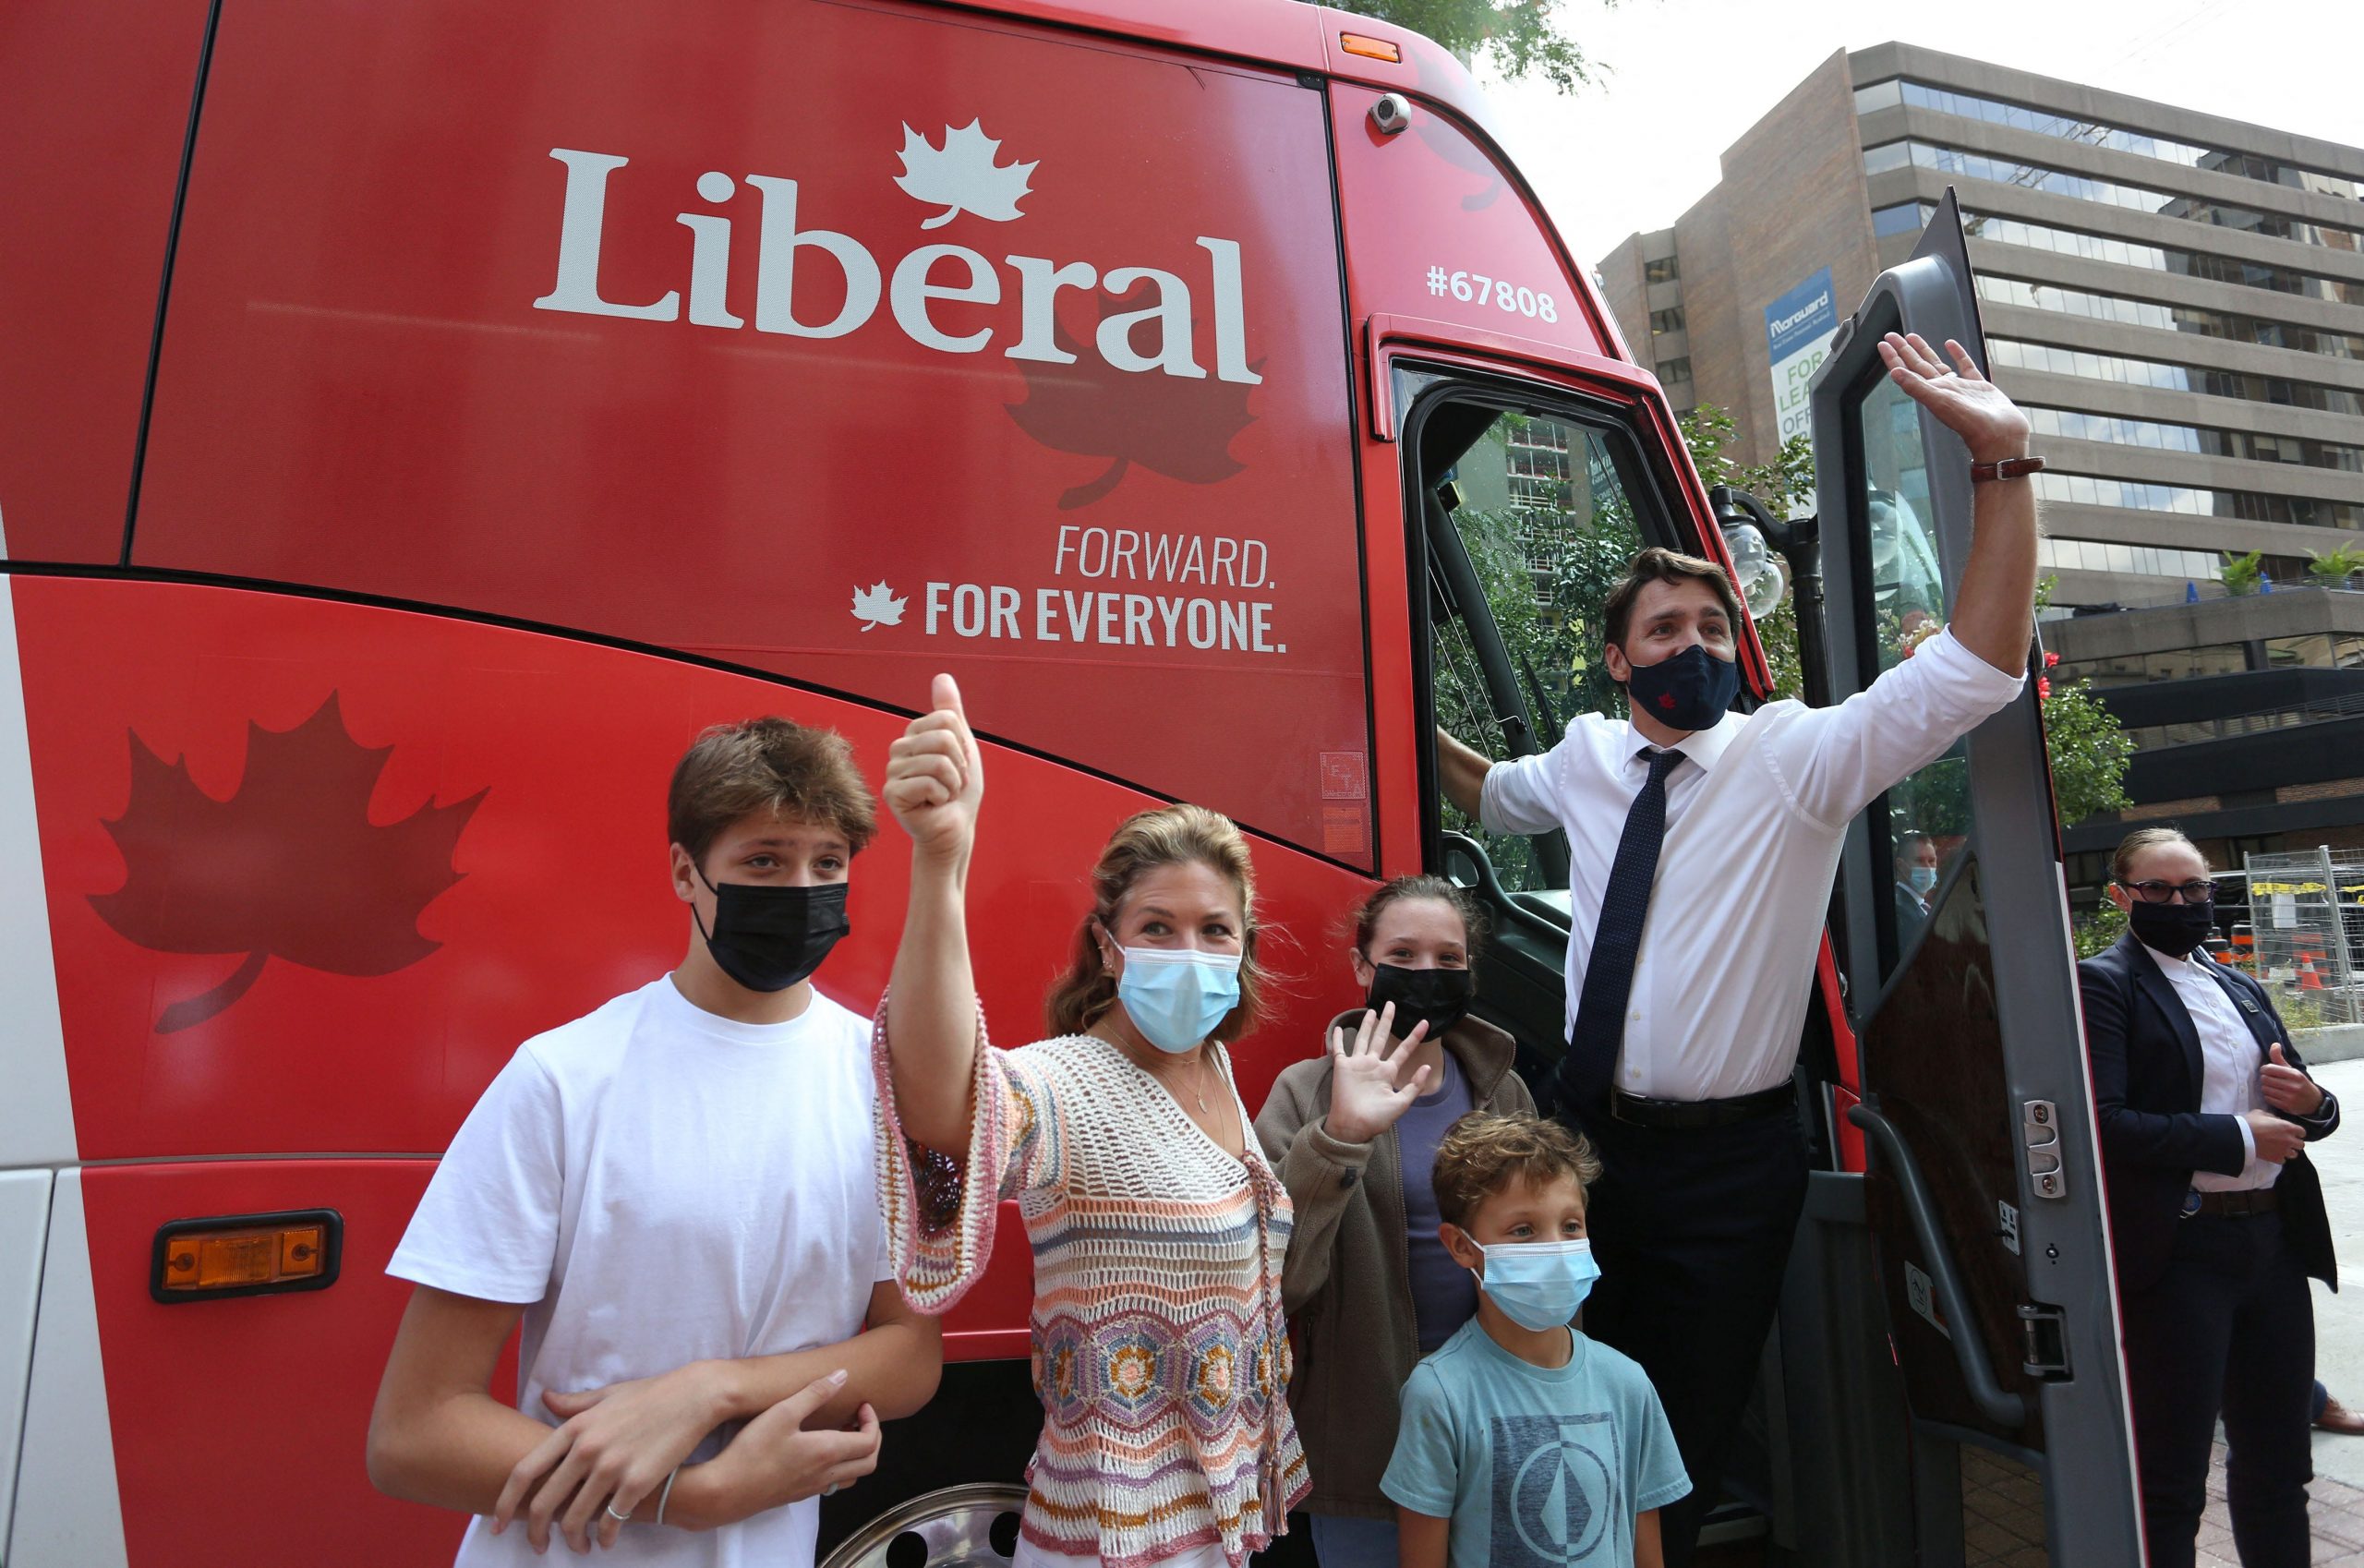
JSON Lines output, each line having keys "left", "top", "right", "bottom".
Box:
{"left": 2299, "top": 954, "right": 2324, "bottom": 991}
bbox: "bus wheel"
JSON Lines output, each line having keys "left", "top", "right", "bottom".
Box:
{"left": 818, "top": 1482, "right": 1030, "bottom": 1568}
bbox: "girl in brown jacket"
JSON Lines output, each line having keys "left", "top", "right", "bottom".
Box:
{"left": 1254, "top": 876, "right": 1536, "bottom": 1566}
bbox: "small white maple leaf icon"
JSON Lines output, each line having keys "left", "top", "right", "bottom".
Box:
{"left": 851, "top": 581, "right": 907, "bottom": 631}
{"left": 895, "top": 120, "right": 1037, "bottom": 229}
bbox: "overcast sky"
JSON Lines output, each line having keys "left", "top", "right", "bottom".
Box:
{"left": 1472, "top": 0, "right": 2364, "bottom": 271}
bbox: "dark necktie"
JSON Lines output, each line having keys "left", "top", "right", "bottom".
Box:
{"left": 1556, "top": 747, "right": 1685, "bottom": 1114}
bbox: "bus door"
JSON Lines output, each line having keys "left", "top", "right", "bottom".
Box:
{"left": 1809, "top": 192, "right": 2142, "bottom": 1565}
{"left": 1390, "top": 366, "right": 1704, "bottom": 1092}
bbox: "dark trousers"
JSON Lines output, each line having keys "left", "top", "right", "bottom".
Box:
{"left": 2121, "top": 1210, "right": 2314, "bottom": 1568}
{"left": 1572, "top": 1104, "right": 1811, "bottom": 1568}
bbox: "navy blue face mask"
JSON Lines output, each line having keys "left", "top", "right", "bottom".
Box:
{"left": 1623, "top": 644, "right": 1740, "bottom": 732}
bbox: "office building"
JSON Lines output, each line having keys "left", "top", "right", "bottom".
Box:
{"left": 1597, "top": 43, "right": 2364, "bottom": 612}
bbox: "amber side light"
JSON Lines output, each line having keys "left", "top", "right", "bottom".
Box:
{"left": 1339, "top": 32, "right": 1402, "bottom": 62}
{"left": 151, "top": 1210, "right": 342, "bottom": 1304}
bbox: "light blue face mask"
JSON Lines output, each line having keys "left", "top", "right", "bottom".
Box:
{"left": 1908, "top": 865, "right": 1938, "bottom": 896}
{"left": 1116, "top": 946, "right": 1242, "bottom": 1054}
{"left": 1468, "top": 1237, "right": 1601, "bottom": 1332}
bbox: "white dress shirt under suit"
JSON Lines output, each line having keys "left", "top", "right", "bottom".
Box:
{"left": 2142, "top": 942, "right": 2274, "bottom": 1190}
{"left": 1478, "top": 628, "right": 2024, "bottom": 1103}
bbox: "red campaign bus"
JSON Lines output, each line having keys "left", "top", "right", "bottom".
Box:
{"left": 0, "top": 1, "right": 2144, "bottom": 1562}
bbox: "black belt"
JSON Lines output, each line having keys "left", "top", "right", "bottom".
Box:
{"left": 2184, "top": 1187, "right": 2278, "bottom": 1219}
{"left": 1609, "top": 1080, "right": 1794, "bottom": 1130}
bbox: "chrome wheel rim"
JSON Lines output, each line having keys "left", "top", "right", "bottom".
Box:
{"left": 817, "top": 1482, "right": 1029, "bottom": 1568}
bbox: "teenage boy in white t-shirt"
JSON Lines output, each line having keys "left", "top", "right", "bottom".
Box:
{"left": 368, "top": 717, "right": 941, "bottom": 1566}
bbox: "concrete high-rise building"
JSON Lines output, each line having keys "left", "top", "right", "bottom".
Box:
{"left": 1597, "top": 43, "right": 2364, "bottom": 613}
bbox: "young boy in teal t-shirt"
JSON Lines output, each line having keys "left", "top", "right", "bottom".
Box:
{"left": 1383, "top": 1112, "right": 1687, "bottom": 1568}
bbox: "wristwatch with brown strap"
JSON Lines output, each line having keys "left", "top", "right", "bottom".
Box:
{"left": 1971, "top": 454, "right": 2045, "bottom": 483}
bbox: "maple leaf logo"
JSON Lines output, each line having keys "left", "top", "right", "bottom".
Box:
{"left": 90, "top": 694, "right": 486, "bottom": 1033}
{"left": 851, "top": 581, "right": 907, "bottom": 631}
{"left": 894, "top": 120, "right": 1037, "bottom": 229}
{"left": 1007, "top": 285, "right": 1260, "bottom": 509}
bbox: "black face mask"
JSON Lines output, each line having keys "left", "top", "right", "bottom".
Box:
{"left": 1623, "top": 644, "right": 1741, "bottom": 733}
{"left": 694, "top": 872, "right": 850, "bottom": 993}
{"left": 2129, "top": 898, "right": 2214, "bottom": 959}
{"left": 1366, "top": 963, "right": 1475, "bottom": 1040}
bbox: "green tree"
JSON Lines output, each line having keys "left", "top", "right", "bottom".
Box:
{"left": 1343, "top": 0, "right": 1607, "bottom": 92}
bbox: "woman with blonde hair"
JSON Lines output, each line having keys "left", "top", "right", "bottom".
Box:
{"left": 870, "top": 675, "right": 1306, "bottom": 1568}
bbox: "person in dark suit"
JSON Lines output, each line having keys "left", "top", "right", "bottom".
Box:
{"left": 2080, "top": 826, "right": 2340, "bottom": 1568}
{"left": 1893, "top": 829, "right": 1937, "bottom": 937}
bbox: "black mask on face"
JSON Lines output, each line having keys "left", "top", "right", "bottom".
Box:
{"left": 1622, "top": 644, "right": 1740, "bottom": 733}
{"left": 2129, "top": 898, "right": 2213, "bottom": 959}
{"left": 694, "top": 871, "right": 850, "bottom": 993}
{"left": 1365, "top": 963, "right": 1475, "bottom": 1040}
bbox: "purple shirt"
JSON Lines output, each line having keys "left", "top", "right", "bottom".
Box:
{"left": 1396, "top": 1049, "right": 1477, "bottom": 1355}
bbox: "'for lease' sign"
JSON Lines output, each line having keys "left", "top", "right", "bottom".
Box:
{"left": 1765, "top": 267, "right": 1839, "bottom": 446}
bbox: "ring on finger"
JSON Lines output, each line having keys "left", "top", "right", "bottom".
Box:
{"left": 605, "top": 1502, "right": 632, "bottom": 1522}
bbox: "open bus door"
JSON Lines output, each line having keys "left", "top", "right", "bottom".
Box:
{"left": 1806, "top": 190, "right": 2143, "bottom": 1565}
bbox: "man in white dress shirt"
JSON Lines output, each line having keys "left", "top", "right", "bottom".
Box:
{"left": 2081, "top": 827, "right": 2337, "bottom": 1568}
{"left": 1434, "top": 332, "right": 2040, "bottom": 1565}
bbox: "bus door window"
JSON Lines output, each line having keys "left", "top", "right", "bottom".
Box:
{"left": 1405, "top": 385, "right": 1676, "bottom": 1069}
{"left": 1855, "top": 368, "right": 1965, "bottom": 983}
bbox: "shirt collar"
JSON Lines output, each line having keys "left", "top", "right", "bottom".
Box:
{"left": 1621, "top": 708, "right": 1745, "bottom": 776}
{"left": 2139, "top": 941, "right": 2199, "bottom": 976}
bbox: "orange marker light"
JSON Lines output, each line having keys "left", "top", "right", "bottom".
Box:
{"left": 1339, "top": 33, "right": 1401, "bottom": 63}
{"left": 151, "top": 1210, "right": 342, "bottom": 1303}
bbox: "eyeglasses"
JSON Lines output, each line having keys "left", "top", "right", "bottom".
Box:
{"left": 2119, "top": 879, "right": 2213, "bottom": 905}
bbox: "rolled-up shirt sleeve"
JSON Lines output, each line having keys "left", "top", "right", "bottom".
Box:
{"left": 1478, "top": 739, "right": 1568, "bottom": 837}
{"left": 1769, "top": 628, "right": 2025, "bottom": 828}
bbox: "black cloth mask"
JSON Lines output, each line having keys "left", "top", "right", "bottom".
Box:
{"left": 2129, "top": 899, "right": 2214, "bottom": 959}
{"left": 1624, "top": 645, "right": 1740, "bottom": 733}
{"left": 695, "top": 872, "right": 850, "bottom": 993}
{"left": 1366, "top": 963, "right": 1475, "bottom": 1040}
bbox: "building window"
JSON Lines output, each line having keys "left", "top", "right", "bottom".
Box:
{"left": 1852, "top": 78, "right": 2361, "bottom": 200}
{"left": 1644, "top": 256, "right": 1681, "bottom": 284}
{"left": 2032, "top": 471, "right": 2364, "bottom": 532}
{"left": 1655, "top": 356, "right": 1693, "bottom": 385}
{"left": 2035, "top": 537, "right": 2222, "bottom": 580}
{"left": 1987, "top": 338, "right": 2364, "bottom": 420}
{"left": 1977, "top": 275, "right": 2364, "bottom": 361}
{"left": 1648, "top": 307, "right": 1686, "bottom": 336}
{"left": 1861, "top": 141, "right": 2364, "bottom": 251}
{"left": 1949, "top": 210, "right": 2364, "bottom": 308}
{"left": 1871, "top": 202, "right": 1927, "bottom": 237}
{"left": 2025, "top": 407, "right": 2364, "bottom": 475}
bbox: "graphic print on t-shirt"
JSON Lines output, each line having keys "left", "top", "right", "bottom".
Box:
{"left": 1490, "top": 1411, "right": 1619, "bottom": 1564}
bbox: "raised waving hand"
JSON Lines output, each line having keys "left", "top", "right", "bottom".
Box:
{"left": 1321, "top": 1002, "right": 1435, "bottom": 1146}
{"left": 1876, "top": 332, "right": 2031, "bottom": 464}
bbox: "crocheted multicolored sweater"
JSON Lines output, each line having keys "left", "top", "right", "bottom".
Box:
{"left": 872, "top": 1013, "right": 1309, "bottom": 1568}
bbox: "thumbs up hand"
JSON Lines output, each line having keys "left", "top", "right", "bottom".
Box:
{"left": 886, "top": 673, "right": 984, "bottom": 867}
{"left": 2260, "top": 1042, "right": 2326, "bottom": 1118}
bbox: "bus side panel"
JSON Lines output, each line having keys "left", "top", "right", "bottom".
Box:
{"left": 78, "top": 1159, "right": 468, "bottom": 1568}
{"left": 20, "top": 575, "right": 1327, "bottom": 1161}
{"left": 130, "top": 0, "right": 1375, "bottom": 870}
{"left": 0, "top": 0, "right": 212, "bottom": 564}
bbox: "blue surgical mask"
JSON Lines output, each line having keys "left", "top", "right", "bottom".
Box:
{"left": 1468, "top": 1237, "right": 1601, "bottom": 1332}
{"left": 1907, "top": 865, "right": 1937, "bottom": 896}
{"left": 1116, "top": 947, "right": 1242, "bottom": 1054}
{"left": 1623, "top": 644, "right": 1740, "bottom": 732}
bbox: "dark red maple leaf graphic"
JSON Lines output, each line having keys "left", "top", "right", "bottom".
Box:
{"left": 1006, "top": 283, "right": 1260, "bottom": 509}
{"left": 90, "top": 694, "right": 485, "bottom": 1033}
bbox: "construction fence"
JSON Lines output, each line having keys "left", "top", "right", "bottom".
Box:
{"left": 2237, "top": 847, "right": 2364, "bottom": 1030}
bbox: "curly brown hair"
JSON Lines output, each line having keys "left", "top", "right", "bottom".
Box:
{"left": 1602, "top": 546, "right": 1745, "bottom": 650}
{"left": 667, "top": 717, "right": 878, "bottom": 869}
{"left": 1431, "top": 1111, "right": 1601, "bottom": 1229}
